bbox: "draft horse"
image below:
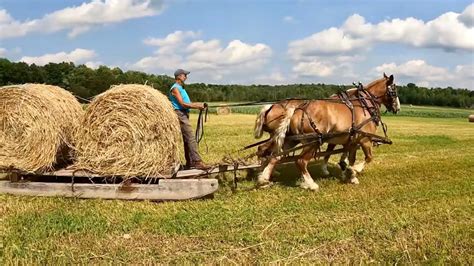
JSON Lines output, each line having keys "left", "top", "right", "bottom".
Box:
{"left": 257, "top": 74, "right": 400, "bottom": 190}
{"left": 254, "top": 91, "right": 356, "bottom": 176}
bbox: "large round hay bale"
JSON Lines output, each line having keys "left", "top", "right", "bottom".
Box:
{"left": 216, "top": 106, "right": 231, "bottom": 115}
{"left": 75, "top": 84, "right": 181, "bottom": 178}
{"left": 0, "top": 84, "right": 83, "bottom": 172}
{"left": 469, "top": 114, "right": 474, "bottom": 122}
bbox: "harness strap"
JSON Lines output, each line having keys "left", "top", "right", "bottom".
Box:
{"left": 338, "top": 91, "right": 356, "bottom": 133}
{"left": 335, "top": 85, "right": 387, "bottom": 148}
{"left": 300, "top": 107, "right": 305, "bottom": 133}
{"left": 360, "top": 89, "right": 382, "bottom": 125}
{"left": 263, "top": 99, "right": 295, "bottom": 127}
{"left": 242, "top": 138, "right": 271, "bottom": 150}
{"left": 195, "top": 103, "right": 208, "bottom": 145}
{"left": 295, "top": 101, "right": 323, "bottom": 145}
{"left": 381, "top": 120, "right": 389, "bottom": 138}
{"left": 353, "top": 116, "right": 377, "bottom": 131}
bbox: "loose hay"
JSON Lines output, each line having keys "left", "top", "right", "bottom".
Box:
{"left": 469, "top": 114, "right": 474, "bottom": 122}
{"left": 75, "top": 84, "right": 181, "bottom": 178}
{"left": 0, "top": 84, "right": 83, "bottom": 172}
{"left": 216, "top": 106, "right": 231, "bottom": 115}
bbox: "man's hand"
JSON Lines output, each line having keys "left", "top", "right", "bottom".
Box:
{"left": 194, "top": 103, "right": 206, "bottom": 110}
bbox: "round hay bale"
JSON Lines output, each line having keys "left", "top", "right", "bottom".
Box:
{"left": 75, "top": 84, "right": 181, "bottom": 178}
{"left": 469, "top": 114, "right": 474, "bottom": 122}
{"left": 0, "top": 84, "right": 83, "bottom": 172}
{"left": 216, "top": 106, "right": 231, "bottom": 115}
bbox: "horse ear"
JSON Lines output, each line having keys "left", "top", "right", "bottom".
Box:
{"left": 388, "top": 74, "right": 394, "bottom": 84}
{"left": 383, "top": 72, "right": 388, "bottom": 79}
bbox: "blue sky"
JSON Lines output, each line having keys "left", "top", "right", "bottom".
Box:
{"left": 0, "top": 0, "right": 473, "bottom": 88}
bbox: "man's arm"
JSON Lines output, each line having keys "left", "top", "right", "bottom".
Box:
{"left": 171, "top": 88, "right": 205, "bottom": 110}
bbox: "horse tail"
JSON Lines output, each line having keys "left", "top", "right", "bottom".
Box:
{"left": 273, "top": 107, "right": 296, "bottom": 153}
{"left": 254, "top": 104, "right": 272, "bottom": 139}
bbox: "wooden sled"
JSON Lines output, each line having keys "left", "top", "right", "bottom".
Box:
{"left": 0, "top": 164, "right": 260, "bottom": 201}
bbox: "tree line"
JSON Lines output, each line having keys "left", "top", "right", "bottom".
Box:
{"left": 1, "top": 58, "right": 472, "bottom": 108}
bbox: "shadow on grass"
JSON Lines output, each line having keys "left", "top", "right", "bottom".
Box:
{"left": 271, "top": 161, "right": 343, "bottom": 187}
{"left": 215, "top": 160, "right": 344, "bottom": 191}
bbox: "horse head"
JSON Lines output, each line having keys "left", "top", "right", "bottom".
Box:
{"left": 366, "top": 73, "right": 400, "bottom": 114}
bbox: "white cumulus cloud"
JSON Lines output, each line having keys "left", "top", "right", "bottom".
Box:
{"left": 187, "top": 40, "right": 271, "bottom": 67}
{"left": 288, "top": 4, "right": 474, "bottom": 81}
{"left": 373, "top": 59, "right": 474, "bottom": 88}
{"left": 255, "top": 71, "right": 287, "bottom": 85}
{"left": 133, "top": 53, "right": 183, "bottom": 72}
{"left": 455, "top": 64, "right": 474, "bottom": 79}
{"left": 374, "top": 60, "right": 450, "bottom": 81}
{"left": 133, "top": 31, "right": 272, "bottom": 82}
{"left": 144, "top": 30, "right": 200, "bottom": 55}
{"left": 289, "top": 3, "right": 474, "bottom": 60}
{"left": 292, "top": 61, "right": 335, "bottom": 77}
{"left": 20, "top": 48, "right": 97, "bottom": 65}
{"left": 144, "top": 30, "right": 200, "bottom": 47}
{"left": 458, "top": 3, "right": 474, "bottom": 27}
{"left": 0, "top": 0, "right": 165, "bottom": 39}
{"left": 289, "top": 27, "right": 369, "bottom": 59}
{"left": 85, "top": 61, "right": 104, "bottom": 69}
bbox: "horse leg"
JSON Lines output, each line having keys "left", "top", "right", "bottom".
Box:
{"left": 257, "top": 156, "right": 279, "bottom": 187}
{"left": 257, "top": 136, "right": 298, "bottom": 188}
{"left": 343, "top": 144, "right": 359, "bottom": 184}
{"left": 321, "top": 143, "right": 336, "bottom": 176}
{"left": 332, "top": 144, "right": 349, "bottom": 180}
{"left": 338, "top": 144, "right": 349, "bottom": 170}
{"left": 256, "top": 139, "right": 274, "bottom": 157}
{"left": 353, "top": 140, "right": 373, "bottom": 173}
{"left": 296, "top": 147, "right": 319, "bottom": 191}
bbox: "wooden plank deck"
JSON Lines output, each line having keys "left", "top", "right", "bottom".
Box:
{"left": 0, "top": 179, "right": 218, "bottom": 201}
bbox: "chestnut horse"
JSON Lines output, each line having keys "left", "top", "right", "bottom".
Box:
{"left": 254, "top": 87, "right": 359, "bottom": 177}
{"left": 257, "top": 74, "right": 400, "bottom": 190}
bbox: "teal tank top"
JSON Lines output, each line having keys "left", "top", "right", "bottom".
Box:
{"left": 169, "top": 83, "right": 191, "bottom": 111}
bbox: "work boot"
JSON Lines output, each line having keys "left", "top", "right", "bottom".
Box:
{"left": 190, "top": 161, "right": 212, "bottom": 170}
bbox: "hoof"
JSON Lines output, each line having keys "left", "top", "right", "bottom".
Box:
{"left": 353, "top": 168, "right": 363, "bottom": 174}
{"left": 352, "top": 163, "right": 365, "bottom": 173}
{"left": 342, "top": 168, "right": 356, "bottom": 182}
{"left": 321, "top": 169, "right": 330, "bottom": 177}
{"left": 257, "top": 181, "right": 273, "bottom": 189}
{"left": 257, "top": 178, "right": 272, "bottom": 188}
{"left": 349, "top": 177, "right": 360, "bottom": 184}
{"left": 300, "top": 182, "right": 320, "bottom": 191}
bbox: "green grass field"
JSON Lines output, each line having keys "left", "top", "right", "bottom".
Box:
{"left": 1, "top": 106, "right": 473, "bottom": 263}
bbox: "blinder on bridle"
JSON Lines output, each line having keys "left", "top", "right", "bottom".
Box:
{"left": 386, "top": 83, "right": 397, "bottom": 99}
{"left": 385, "top": 83, "right": 398, "bottom": 113}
